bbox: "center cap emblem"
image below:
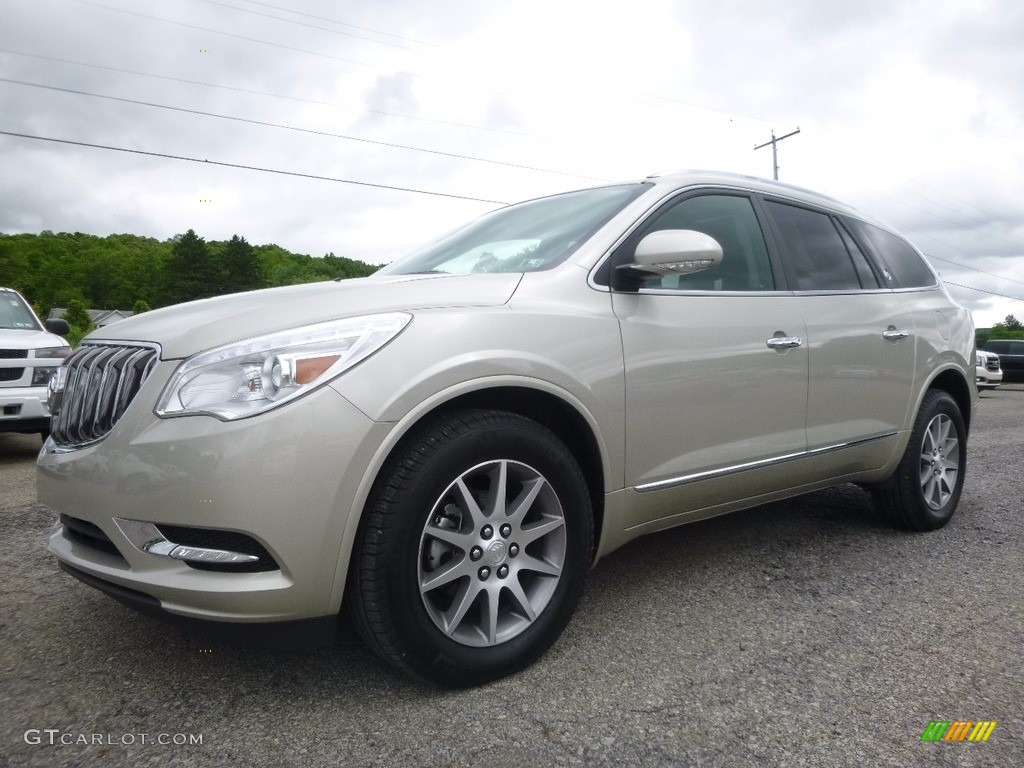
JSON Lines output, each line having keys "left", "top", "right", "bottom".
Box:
{"left": 485, "top": 540, "right": 507, "bottom": 566}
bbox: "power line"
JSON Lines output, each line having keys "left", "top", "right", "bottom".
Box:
{"left": 233, "top": 0, "right": 441, "bottom": 47}
{"left": 926, "top": 253, "right": 1024, "bottom": 289}
{"left": 0, "top": 129, "right": 510, "bottom": 205}
{"left": 66, "top": 0, "right": 395, "bottom": 72}
{"left": 190, "top": 0, "right": 432, "bottom": 52}
{"left": 0, "top": 77, "right": 605, "bottom": 181}
{"left": 944, "top": 281, "right": 1024, "bottom": 302}
{"left": 0, "top": 49, "right": 534, "bottom": 137}
{"left": 65, "top": 0, "right": 787, "bottom": 138}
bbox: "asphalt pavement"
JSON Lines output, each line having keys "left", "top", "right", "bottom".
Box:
{"left": 2, "top": 388, "right": 1021, "bottom": 767}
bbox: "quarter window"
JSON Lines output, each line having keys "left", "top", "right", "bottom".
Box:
{"left": 764, "top": 201, "right": 863, "bottom": 291}
{"left": 848, "top": 221, "right": 937, "bottom": 288}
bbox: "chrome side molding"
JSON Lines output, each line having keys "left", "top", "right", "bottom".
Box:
{"left": 635, "top": 432, "right": 898, "bottom": 493}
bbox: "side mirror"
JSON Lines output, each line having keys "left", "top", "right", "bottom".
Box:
{"left": 631, "top": 229, "right": 723, "bottom": 276}
{"left": 45, "top": 318, "right": 70, "bottom": 336}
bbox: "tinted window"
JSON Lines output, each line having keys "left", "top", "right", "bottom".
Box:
{"left": 983, "top": 340, "right": 1009, "bottom": 354}
{"left": 849, "top": 221, "right": 936, "bottom": 288}
{"left": 764, "top": 201, "right": 862, "bottom": 291}
{"left": 635, "top": 195, "right": 775, "bottom": 291}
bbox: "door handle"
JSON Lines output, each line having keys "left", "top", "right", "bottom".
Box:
{"left": 766, "top": 336, "right": 803, "bottom": 350}
{"left": 882, "top": 328, "right": 909, "bottom": 341}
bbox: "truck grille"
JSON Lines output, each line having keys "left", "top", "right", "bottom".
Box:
{"left": 985, "top": 357, "right": 1000, "bottom": 372}
{"left": 0, "top": 368, "right": 24, "bottom": 382}
{"left": 0, "top": 349, "right": 29, "bottom": 359}
{"left": 51, "top": 343, "right": 160, "bottom": 447}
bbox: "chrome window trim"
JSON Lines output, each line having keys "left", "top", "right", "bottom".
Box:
{"left": 587, "top": 182, "right": 799, "bottom": 294}
{"left": 635, "top": 432, "right": 898, "bottom": 493}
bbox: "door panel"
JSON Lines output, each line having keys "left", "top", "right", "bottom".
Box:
{"left": 614, "top": 293, "right": 807, "bottom": 525}
{"left": 799, "top": 294, "right": 915, "bottom": 452}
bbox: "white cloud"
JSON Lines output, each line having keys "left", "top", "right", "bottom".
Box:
{"left": 0, "top": 0, "right": 1021, "bottom": 325}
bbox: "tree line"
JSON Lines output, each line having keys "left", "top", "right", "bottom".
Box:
{"left": 0, "top": 229, "right": 380, "bottom": 323}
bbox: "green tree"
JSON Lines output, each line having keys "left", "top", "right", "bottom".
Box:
{"left": 162, "top": 229, "right": 220, "bottom": 305}
{"left": 222, "top": 235, "right": 264, "bottom": 293}
{"left": 1005, "top": 314, "right": 1023, "bottom": 331}
{"left": 132, "top": 299, "right": 151, "bottom": 315}
{"left": 64, "top": 299, "right": 94, "bottom": 347}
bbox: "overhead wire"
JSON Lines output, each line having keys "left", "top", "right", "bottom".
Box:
{"left": 232, "top": 0, "right": 441, "bottom": 47}
{"left": 64, "top": 0, "right": 788, "bottom": 133}
{"left": 0, "top": 129, "right": 510, "bottom": 205}
{"left": 943, "top": 281, "right": 1024, "bottom": 302}
{"left": 189, "top": 0, "right": 434, "bottom": 52}
{"left": 0, "top": 49, "right": 535, "bottom": 137}
{"left": 0, "top": 77, "right": 607, "bottom": 181}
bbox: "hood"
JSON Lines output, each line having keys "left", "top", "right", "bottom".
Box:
{"left": 87, "top": 272, "right": 522, "bottom": 359}
{"left": 0, "top": 328, "right": 67, "bottom": 350}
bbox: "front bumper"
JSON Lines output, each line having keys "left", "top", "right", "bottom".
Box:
{"left": 39, "top": 367, "right": 391, "bottom": 630}
{"left": 0, "top": 384, "right": 51, "bottom": 433}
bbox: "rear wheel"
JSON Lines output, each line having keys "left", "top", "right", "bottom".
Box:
{"left": 872, "top": 390, "right": 967, "bottom": 531}
{"left": 350, "top": 409, "right": 593, "bottom": 687}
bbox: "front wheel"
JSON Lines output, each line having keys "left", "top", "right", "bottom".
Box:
{"left": 350, "top": 409, "right": 593, "bottom": 687}
{"left": 871, "top": 389, "right": 967, "bottom": 531}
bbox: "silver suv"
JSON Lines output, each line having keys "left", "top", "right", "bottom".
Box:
{"left": 39, "top": 171, "right": 977, "bottom": 687}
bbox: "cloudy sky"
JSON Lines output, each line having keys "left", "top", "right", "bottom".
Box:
{"left": 1, "top": 0, "right": 1022, "bottom": 325}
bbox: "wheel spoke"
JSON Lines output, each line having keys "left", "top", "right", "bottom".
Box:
{"left": 441, "top": 581, "right": 480, "bottom": 636}
{"left": 483, "top": 461, "right": 508, "bottom": 518}
{"left": 506, "top": 577, "right": 537, "bottom": 622}
{"left": 424, "top": 524, "right": 473, "bottom": 551}
{"left": 922, "top": 474, "right": 939, "bottom": 507}
{"left": 483, "top": 586, "right": 500, "bottom": 645}
{"left": 420, "top": 557, "right": 469, "bottom": 594}
{"left": 454, "top": 477, "right": 486, "bottom": 528}
{"left": 517, "top": 553, "right": 562, "bottom": 577}
{"left": 506, "top": 477, "right": 546, "bottom": 526}
{"left": 519, "top": 514, "right": 565, "bottom": 547}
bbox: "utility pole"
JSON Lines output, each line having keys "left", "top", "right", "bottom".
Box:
{"left": 754, "top": 127, "right": 801, "bottom": 180}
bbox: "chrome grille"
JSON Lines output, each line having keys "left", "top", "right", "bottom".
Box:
{"left": 51, "top": 343, "right": 160, "bottom": 447}
{"left": 985, "top": 357, "right": 1000, "bottom": 372}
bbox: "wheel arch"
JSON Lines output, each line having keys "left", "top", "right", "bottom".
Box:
{"left": 333, "top": 379, "right": 611, "bottom": 614}
{"left": 924, "top": 367, "right": 974, "bottom": 436}
{"left": 425, "top": 386, "right": 607, "bottom": 560}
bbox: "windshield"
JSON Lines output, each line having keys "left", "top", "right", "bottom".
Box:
{"left": 380, "top": 184, "right": 647, "bottom": 276}
{"left": 0, "top": 292, "right": 42, "bottom": 331}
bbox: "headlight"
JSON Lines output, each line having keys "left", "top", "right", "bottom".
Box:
{"left": 34, "top": 345, "right": 73, "bottom": 359}
{"left": 156, "top": 313, "right": 411, "bottom": 420}
{"left": 32, "top": 366, "right": 57, "bottom": 387}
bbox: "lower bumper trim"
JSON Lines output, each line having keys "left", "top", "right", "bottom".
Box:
{"left": 57, "top": 562, "right": 339, "bottom": 649}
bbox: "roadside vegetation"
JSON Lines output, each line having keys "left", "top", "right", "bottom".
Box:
{"left": 1, "top": 229, "right": 379, "bottom": 344}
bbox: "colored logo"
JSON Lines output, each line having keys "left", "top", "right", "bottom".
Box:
{"left": 921, "top": 721, "right": 997, "bottom": 742}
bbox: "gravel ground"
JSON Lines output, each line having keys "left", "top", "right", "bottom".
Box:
{"left": 1, "top": 388, "right": 1021, "bottom": 767}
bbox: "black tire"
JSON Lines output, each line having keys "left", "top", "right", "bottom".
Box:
{"left": 871, "top": 390, "right": 967, "bottom": 531}
{"left": 349, "top": 409, "right": 593, "bottom": 687}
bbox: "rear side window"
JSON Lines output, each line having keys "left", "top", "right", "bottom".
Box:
{"left": 763, "top": 201, "right": 864, "bottom": 290}
{"left": 983, "top": 340, "right": 1009, "bottom": 354}
{"left": 848, "top": 221, "right": 937, "bottom": 288}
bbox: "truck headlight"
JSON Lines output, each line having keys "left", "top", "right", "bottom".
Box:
{"left": 156, "top": 313, "right": 411, "bottom": 420}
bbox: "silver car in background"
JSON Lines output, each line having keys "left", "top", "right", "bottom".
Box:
{"left": 39, "top": 171, "right": 977, "bottom": 687}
